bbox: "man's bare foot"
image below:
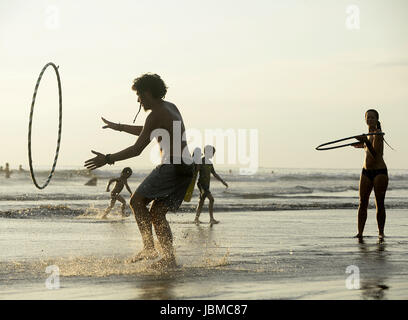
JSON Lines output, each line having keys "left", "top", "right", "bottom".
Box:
{"left": 194, "top": 219, "right": 201, "bottom": 225}
{"left": 128, "top": 249, "right": 159, "bottom": 263}
{"left": 210, "top": 219, "right": 219, "bottom": 225}
{"left": 378, "top": 234, "right": 385, "bottom": 242}
{"left": 150, "top": 257, "right": 177, "bottom": 270}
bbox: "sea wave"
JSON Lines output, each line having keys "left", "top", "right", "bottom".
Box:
{"left": 225, "top": 186, "right": 360, "bottom": 198}
{"left": 0, "top": 194, "right": 106, "bottom": 201}
{"left": 226, "top": 172, "right": 408, "bottom": 182}
{"left": 1, "top": 201, "right": 407, "bottom": 219}
{"left": 6, "top": 169, "right": 150, "bottom": 180}
{"left": 0, "top": 205, "right": 84, "bottom": 219}
{"left": 8, "top": 169, "right": 408, "bottom": 182}
{"left": 1, "top": 183, "right": 407, "bottom": 201}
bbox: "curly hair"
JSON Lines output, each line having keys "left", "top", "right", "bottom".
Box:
{"left": 131, "top": 73, "right": 168, "bottom": 99}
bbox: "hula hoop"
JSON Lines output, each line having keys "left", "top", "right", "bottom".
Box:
{"left": 28, "top": 62, "right": 62, "bottom": 189}
{"left": 315, "top": 132, "right": 384, "bottom": 151}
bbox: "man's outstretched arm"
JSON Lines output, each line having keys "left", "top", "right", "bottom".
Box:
{"left": 85, "top": 114, "right": 156, "bottom": 170}
{"left": 102, "top": 117, "right": 143, "bottom": 136}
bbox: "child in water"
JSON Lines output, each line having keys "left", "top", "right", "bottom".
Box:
{"left": 194, "top": 145, "right": 228, "bottom": 225}
{"left": 101, "top": 167, "right": 133, "bottom": 218}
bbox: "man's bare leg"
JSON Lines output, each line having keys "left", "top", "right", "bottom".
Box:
{"left": 150, "top": 200, "right": 177, "bottom": 269}
{"left": 129, "top": 192, "right": 158, "bottom": 262}
{"left": 194, "top": 197, "right": 205, "bottom": 224}
{"left": 374, "top": 174, "right": 388, "bottom": 240}
{"left": 355, "top": 174, "right": 373, "bottom": 239}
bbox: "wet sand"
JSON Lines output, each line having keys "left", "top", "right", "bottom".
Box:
{"left": 1, "top": 209, "right": 407, "bottom": 299}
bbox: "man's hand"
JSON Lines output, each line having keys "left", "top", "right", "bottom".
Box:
{"left": 102, "top": 117, "right": 122, "bottom": 131}
{"left": 84, "top": 150, "right": 107, "bottom": 170}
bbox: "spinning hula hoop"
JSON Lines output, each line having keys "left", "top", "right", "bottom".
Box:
{"left": 28, "top": 62, "right": 62, "bottom": 189}
{"left": 315, "top": 132, "right": 384, "bottom": 151}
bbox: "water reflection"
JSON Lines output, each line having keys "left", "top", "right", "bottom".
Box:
{"left": 133, "top": 224, "right": 219, "bottom": 300}
{"left": 357, "top": 239, "right": 390, "bottom": 300}
{"left": 135, "top": 275, "right": 177, "bottom": 300}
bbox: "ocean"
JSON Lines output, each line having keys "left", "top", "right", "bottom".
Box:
{"left": 1, "top": 167, "right": 407, "bottom": 299}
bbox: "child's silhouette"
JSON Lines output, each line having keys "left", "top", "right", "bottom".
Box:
{"left": 102, "top": 167, "right": 132, "bottom": 218}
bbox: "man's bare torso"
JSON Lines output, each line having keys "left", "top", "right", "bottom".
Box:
{"left": 150, "top": 101, "right": 189, "bottom": 163}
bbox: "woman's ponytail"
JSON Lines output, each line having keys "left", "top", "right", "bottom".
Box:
{"left": 377, "top": 120, "right": 382, "bottom": 131}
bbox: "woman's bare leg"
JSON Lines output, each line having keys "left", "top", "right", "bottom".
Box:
{"left": 356, "top": 174, "right": 374, "bottom": 238}
{"left": 373, "top": 174, "right": 388, "bottom": 238}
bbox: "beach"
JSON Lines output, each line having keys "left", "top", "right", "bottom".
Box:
{"left": 1, "top": 168, "right": 407, "bottom": 300}
{"left": 2, "top": 0, "right": 408, "bottom": 304}
{"left": 1, "top": 209, "right": 408, "bottom": 300}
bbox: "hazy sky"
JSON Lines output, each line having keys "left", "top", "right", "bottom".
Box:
{"left": 1, "top": 0, "right": 407, "bottom": 171}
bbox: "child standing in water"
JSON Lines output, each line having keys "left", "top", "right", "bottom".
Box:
{"left": 102, "top": 167, "right": 133, "bottom": 218}
{"left": 194, "top": 145, "right": 228, "bottom": 225}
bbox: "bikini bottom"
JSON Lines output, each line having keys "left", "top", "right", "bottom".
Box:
{"left": 362, "top": 168, "right": 388, "bottom": 183}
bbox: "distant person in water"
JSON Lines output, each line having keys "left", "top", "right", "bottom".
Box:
{"left": 352, "top": 109, "right": 388, "bottom": 241}
{"left": 101, "top": 167, "right": 133, "bottom": 218}
{"left": 5, "top": 163, "right": 11, "bottom": 178}
{"left": 194, "top": 145, "right": 228, "bottom": 225}
{"left": 18, "top": 165, "right": 25, "bottom": 172}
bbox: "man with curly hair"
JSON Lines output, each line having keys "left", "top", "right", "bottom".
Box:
{"left": 85, "top": 73, "right": 193, "bottom": 269}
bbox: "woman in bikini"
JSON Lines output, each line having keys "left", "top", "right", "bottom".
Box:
{"left": 353, "top": 109, "right": 388, "bottom": 241}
